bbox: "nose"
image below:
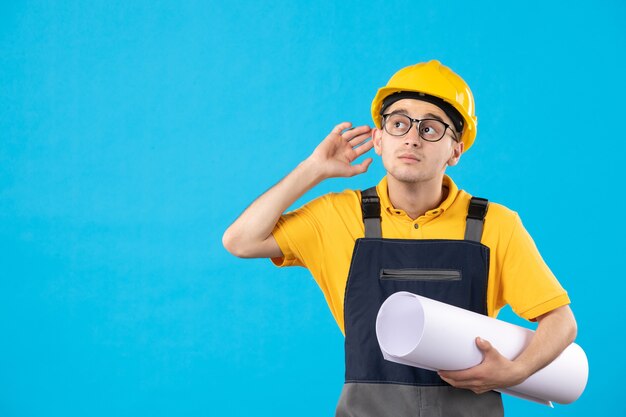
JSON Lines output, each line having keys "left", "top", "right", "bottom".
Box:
{"left": 404, "top": 123, "right": 422, "bottom": 148}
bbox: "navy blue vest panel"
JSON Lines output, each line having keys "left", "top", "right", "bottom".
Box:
{"left": 344, "top": 238, "right": 490, "bottom": 385}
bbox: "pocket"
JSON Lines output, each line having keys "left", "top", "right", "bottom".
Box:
{"left": 379, "top": 268, "right": 461, "bottom": 281}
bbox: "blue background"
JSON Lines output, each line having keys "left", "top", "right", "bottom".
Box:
{"left": 1, "top": 1, "right": 624, "bottom": 416}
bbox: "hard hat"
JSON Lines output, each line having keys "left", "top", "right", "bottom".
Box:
{"left": 371, "top": 60, "right": 477, "bottom": 151}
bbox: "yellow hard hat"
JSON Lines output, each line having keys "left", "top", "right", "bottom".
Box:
{"left": 371, "top": 60, "right": 477, "bottom": 151}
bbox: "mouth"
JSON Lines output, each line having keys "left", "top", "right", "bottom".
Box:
{"left": 398, "top": 153, "right": 421, "bottom": 162}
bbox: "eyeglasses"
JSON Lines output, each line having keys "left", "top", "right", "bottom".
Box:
{"left": 382, "top": 113, "right": 458, "bottom": 142}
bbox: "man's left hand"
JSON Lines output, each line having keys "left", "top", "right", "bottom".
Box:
{"left": 437, "top": 337, "right": 528, "bottom": 394}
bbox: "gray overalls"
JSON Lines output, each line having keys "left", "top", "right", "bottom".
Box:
{"left": 335, "top": 187, "right": 504, "bottom": 417}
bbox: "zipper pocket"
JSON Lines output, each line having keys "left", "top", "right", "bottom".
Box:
{"left": 379, "top": 269, "right": 462, "bottom": 281}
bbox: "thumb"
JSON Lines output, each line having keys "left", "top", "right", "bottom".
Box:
{"left": 351, "top": 158, "right": 373, "bottom": 175}
{"left": 475, "top": 337, "right": 493, "bottom": 354}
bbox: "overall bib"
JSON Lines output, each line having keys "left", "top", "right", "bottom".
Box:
{"left": 335, "top": 187, "right": 504, "bottom": 417}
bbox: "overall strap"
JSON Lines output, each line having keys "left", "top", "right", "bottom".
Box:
{"left": 361, "top": 187, "right": 382, "bottom": 238}
{"left": 361, "top": 188, "right": 489, "bottom": 242}
{"left": 465, "top": 197, "right": 489, "bottom": 242}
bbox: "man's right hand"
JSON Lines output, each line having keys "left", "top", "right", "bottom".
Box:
{"left": 307, "top": 122, "right": 374, "bottom": 180}
{"left": 223, "top": 121, "right": 374, "bottom": 259}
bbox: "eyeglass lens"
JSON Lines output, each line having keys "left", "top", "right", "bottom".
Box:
{"left": 383, "top": 114, "right": 447, "bottom": 141}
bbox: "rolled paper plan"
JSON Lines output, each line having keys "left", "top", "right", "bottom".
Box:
{"left": 375, "top": 291, "right": 588, "bottom": 406}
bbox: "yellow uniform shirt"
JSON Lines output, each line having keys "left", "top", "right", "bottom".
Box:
{"left": 271, "top": 175, "right": 570, "bottom": 334}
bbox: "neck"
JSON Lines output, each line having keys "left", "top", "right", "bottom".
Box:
{"left": 387, "top": 175, "right": 447, "bottom": 220}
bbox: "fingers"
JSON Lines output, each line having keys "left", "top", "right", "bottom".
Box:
{"left": 439, "top": 373, "right": 490, "bottom": 394}
{"left": 341, "top": 125, "right": 373, "bottom": 158}
{"left": 438, "top": 374, "right": 454, "bottom": 385}
{"left": 349, "top": 132, "right": 372, "bottom": 148}
{"left": 342, "top": 125, "right": 371, "bottom": 141}
{"left": 439, "top": 374, "right": 475, "bottom": 391}
{"left": 332, "top": 122, "right": 353, "bottom": 135}
{"left": 330, "top": 124, "right": 372, "bottom": 148}
{"left": 439, "top": 368, "right": 475, "bottom": 382}
{"left": 353, "top": 139, "right": 374, "bottom": 157}
{"left": 330, "top": 123, "right": 374, "bottom": 156}
{"left": 348, "top": 158, "right": 373, "bottom": 176}
{"left": 331, "top": 122, "right": 371, "bottom": 140}
{"left": 438, "top": 339, "right": 509, "bottom": 394}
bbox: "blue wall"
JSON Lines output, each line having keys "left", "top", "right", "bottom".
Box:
{"left": 1, "top": 1, "right": 624, "bottom": 415}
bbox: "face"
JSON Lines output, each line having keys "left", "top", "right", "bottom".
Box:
{"left": 372, "top": 99, "right": 464, "bottom": 184}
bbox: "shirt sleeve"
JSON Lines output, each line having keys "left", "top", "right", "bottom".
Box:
{"left": 270, "top": 194, "right": 330, "bottom": 269}
{"left": 500, "top": 213, "right": 571, "bottom": 320}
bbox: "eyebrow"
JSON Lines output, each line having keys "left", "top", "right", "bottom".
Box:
{"left": 423, "top": 113, "right": 445, "bottom": 123}
{"left": 386, "top": 108, "right": 410, "bottom": 115}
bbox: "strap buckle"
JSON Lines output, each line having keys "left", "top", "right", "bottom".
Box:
{"left": 361, "top": 196, "right": 381, "bottom": 219}
{"left": 467, "top": 197, "right": 488, "bottom": 220}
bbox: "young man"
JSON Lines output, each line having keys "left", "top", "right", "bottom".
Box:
{"left": 222, "top": 60, "right": 577, "bottom": 417}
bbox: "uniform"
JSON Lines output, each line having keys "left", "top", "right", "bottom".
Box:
{"left": 270, "top": 175, "right": 569, "bottom": 416}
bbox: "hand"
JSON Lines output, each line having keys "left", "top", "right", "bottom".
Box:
{"left": 307, "top": 122, "right": 374, "bottom": 179}
{"left": 438, "top": 337, "right": 528, "bottom": 394}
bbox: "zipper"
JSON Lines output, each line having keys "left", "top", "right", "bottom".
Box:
{"left": 379, "top": 269, "right": 462, "bottom": 281}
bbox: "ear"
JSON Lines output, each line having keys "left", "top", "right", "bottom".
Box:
{"left": 447, "top": 140, "right": 464, "bottom": 167}
{"left": 372, "top": 127, "right": 383, "bottom": 156}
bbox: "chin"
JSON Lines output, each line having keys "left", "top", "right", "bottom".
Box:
{"left": 385, "top": 164, "right": 441, "bottom": 184}
{"left": 388, "top": 169, "right": 429, "bottom": 184}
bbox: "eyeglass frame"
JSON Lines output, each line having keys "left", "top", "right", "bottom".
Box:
{"left": 381, "top": 113, "right": 459, "bottom": 143}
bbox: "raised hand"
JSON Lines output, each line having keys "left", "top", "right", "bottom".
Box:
{"left": 223, "top": 122, "right": 374, "bottom": 259}
{"left": 307, "top": 122, "right": 374, "bottom": 180}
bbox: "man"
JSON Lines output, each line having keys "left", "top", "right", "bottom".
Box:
{"left": 222, "top": 60, "right": 577, "bottom": 417}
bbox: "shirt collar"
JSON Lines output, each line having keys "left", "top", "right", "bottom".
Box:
{"left": 375, "top": 174, "right": 459, "bottom": 217}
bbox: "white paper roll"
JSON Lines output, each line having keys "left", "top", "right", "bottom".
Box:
{"left": 375, "top": 291, "right": 588, "bottom": 406}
